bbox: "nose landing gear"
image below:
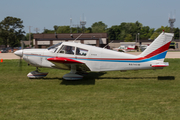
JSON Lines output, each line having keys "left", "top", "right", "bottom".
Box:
{"left": 27, "top": 67, "right": 48, "bottom": 79}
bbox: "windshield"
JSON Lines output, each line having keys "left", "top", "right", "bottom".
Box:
{"left": 47, "top": 42, "right": 62, "bottom": 52}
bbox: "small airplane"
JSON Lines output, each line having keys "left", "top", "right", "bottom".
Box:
{"left": 113, "top": 43, "right": 137, "bottom": 52}
{"left": 14, "top": 31, "right": 174, "bottom": 80}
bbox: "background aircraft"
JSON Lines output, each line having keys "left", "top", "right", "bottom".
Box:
{"left": 14, "top": 32, "right": 174, "bottom": 80}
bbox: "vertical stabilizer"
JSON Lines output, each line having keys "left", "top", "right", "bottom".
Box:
{"left": 139, "top": 32, "right": 174, "bottom": 61}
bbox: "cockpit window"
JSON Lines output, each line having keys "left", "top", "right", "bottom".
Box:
{"left": 75, "top": 47, "right": 88, "bottom": 56}
{"left": 47, "top": 42, "right": 62, "bottom": 52}
{"left": 58, "top": 45, "right": 75, "bottom": 55}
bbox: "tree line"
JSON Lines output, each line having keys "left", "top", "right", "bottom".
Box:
{"left": 0, "top": 16, "right": 180, "bottom": 47}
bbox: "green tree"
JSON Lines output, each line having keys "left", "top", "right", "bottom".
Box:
{"left": 56, "top": 26, "right": 70, "bottom": 33}
{"left": 91, "top": 21, "right": 107, "bottom": 33}
{"left": 0, "top": 16, "right": 25, "bottom": 47}
{"left": 156, "top": 26, "right": 170, "bottom": 33}
{"left": 108, "top": 25, "right": 121, "bottom": 40}
{"left": 85, "top": 27, "right": 92, "bottom": 33}
{"left": 54, "top": 25, "right": 58, "bottom": 32}
{"left": 119, "top": 30, "right": 126, "bottom": 40}
{"left": 124, "top": 34, "right": 133, "bottom": 42}
{"left": 150, "top": 26, "right": 170, "bottom": 40}
{"left": 140, "top": 26, "right": 154, "bottom": 40}
{"left": 43, "top": 29, "right": 55, "bottom": 34}
{"left": 119, "top": 21, "right": 142, "bottom": 35}
{"left": 134, "top": 21, "right": 142, "bottom": 33}
{"left": 150, "top": 32, "right": 159, "bottom": 40}
{"left": 108, "top": 21, "right": 143, "bottom": 40}
{"left": 174, "top": 27, "right": 179, "bottom": 39}
{"left": 24, "top": 33, "right": 33, "bottom": 41}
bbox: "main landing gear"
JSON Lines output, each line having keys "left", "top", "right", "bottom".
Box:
{"left": 63, "top": 65, "right": 83, "bottom": 80}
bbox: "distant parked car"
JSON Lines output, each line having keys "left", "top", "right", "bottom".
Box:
{"left": 1, "top": 48, "right": 8, "bottom": 53}
{"left": 140, "top": 45, "right": 148, "bottom": 52}
{"left": 169, "top": 41, "right": 176, "bottom": 49}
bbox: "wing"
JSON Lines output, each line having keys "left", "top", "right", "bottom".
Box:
{"left": 47, "top": 57, "right": 90, "bottom": 71}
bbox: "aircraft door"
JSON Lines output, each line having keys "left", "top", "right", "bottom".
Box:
{"left": 75, "top": 47, "right": 97, "bottom": 71}
{"left": 56, "top": 45, "right": 75, "bottom": 57}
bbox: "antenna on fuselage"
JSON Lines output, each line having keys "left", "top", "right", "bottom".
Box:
{"left": 103, "top": 40, "right": 114, "bottom": 49}
{"left": 73, "top": 33, "right": 83, "bottom": 42}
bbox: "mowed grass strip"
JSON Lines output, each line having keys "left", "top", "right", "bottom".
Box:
{"left": 0, "top": 59, "right": 180, "bottom": 120}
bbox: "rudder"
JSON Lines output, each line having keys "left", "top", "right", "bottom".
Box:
{"left": 139, "top": 32, "right": 174, "bottom": 61}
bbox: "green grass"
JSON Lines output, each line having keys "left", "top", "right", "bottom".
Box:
{"left": 0, "top": 59, "right": 180, "bottom": 120}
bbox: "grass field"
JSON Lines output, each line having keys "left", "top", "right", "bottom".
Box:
{"left": 0, "top": 59, "right": 180, "bottom": 120}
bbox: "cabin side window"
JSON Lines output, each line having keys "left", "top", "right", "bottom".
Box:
{"left": 75, "top": 47, "right": 88, "bottom": 56}
{"left": 58, "top": 45, "right": 75, "bottom": 55}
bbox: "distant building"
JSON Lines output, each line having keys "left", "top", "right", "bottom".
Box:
{"left": 109, "top": 40, "right": 152, "bottom": 49}
{"left": 33, "top": 33, "right": 108, "bottom": 48}
{"left": 109, "top": 39, "right": 180, "bottom": 50}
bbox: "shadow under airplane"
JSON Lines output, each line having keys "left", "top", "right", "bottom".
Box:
{"left": 40, "top": 73, "right": 175, "bottom": 85}
{"left": 60, "top": 72, "right": 106, "bottom": 85}
{"left": 97, "top": 76, "right": 175, "bottom": 80}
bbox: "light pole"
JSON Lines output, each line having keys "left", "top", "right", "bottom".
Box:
{"left": 138, "top": 33, "right": 140, "bottom": 51}
{"left": 29, "top": 26, "right": 32, "bottom": 48}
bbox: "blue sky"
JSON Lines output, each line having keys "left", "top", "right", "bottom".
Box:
{"left": 0, "top": 0, "right": 179, "bottom": 33}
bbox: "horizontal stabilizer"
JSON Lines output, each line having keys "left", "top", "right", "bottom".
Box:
{"left": 151, "top": 62, "right": 169, "bottom": 67}
{"left": 47, "top": 57, "right": 83, "bottom": 64}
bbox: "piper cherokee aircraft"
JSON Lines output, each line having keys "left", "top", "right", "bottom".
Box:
{"left": 14, "top": 32, "right": 174, "bottom": 80}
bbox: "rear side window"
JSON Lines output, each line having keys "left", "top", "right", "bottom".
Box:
{"left": 75, "top": 47, "right": 88, "bottom": 56}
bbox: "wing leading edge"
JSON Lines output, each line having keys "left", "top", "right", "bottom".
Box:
{"left": 47, "top": 57, "right": 84, "bottom": 64}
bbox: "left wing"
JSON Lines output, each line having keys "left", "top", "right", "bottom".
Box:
{"left": 47, "top": 57, "right": 90, "bottom": 71}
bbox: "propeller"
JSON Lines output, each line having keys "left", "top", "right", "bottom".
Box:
{"left": 19, "top": 56, "right": 22, "bottom": 68}
{"left": 14, "top": 49, "right": 23, "bottom": 69}
{"left": 17, "top": 40, "right": 24, "bottom": 68}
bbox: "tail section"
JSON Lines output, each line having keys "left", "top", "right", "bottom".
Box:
{"left": 139, "top": 32, "right": 174, "bottom": 61}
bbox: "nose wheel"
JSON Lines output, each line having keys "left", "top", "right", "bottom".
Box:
{"left": 35, "top": 67, "right": 40, "bottom": 72}
{"left": 27, "top": 67, "right": 48, "bottom": 79}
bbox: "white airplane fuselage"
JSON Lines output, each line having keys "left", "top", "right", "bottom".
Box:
{"left": 14, "top": 32, "right": 173, "bottom": 80}
{"left": 21, "top": 42, "right": 165, "bottom": 72}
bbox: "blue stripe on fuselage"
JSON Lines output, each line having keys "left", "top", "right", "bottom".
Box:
{"left": 74, "top": 51, "right": 167, "bottom": 63}
{"left": 24, "top": 51, "right": 167, "bottom": 63}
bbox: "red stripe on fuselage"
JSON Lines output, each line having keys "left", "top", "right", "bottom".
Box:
{"left": 144, "top": 41, "right": 171, "bottom": 58}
